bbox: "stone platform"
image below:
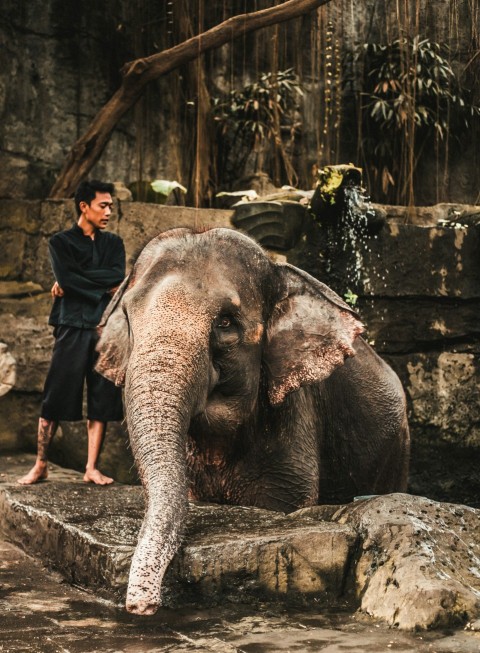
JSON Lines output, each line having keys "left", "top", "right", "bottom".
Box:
{"left": 0, "top": 454, "right": 357, "bottom": 610}
{"left": 1, "top": 454, "right": 479, "bottom": 631}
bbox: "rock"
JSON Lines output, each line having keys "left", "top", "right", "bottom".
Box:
{"left": 0, "top": 393, "right": 42, "bottom": 451}
{"left": 297, "top": 493, "right": 480, "bottom": 630}
{"left": 38, "top": 200, "right": 76, "bottom": 236}
{"left": 0, "top": 343, "right": 16, "bottom": 397}
{"left": 0, "top": 152, "right": 32, "bottom": 199}
{"left": 314, "top": 219, "right": 480, "bottom": 300}
{"left": 358, "top": 297, "right": 480, "bottom": 353}
{"left": 21, "top": 234, "right": 56, "bottom": 291}
{"left": 0, "top": 200, "right": 42, "bottom": 234}
{"left": 349, "top": 223, "right": 480, "bottom": 299}
{"left": 1, "top": 461, "right": 478, "bottom": 631}
{"left": 0, "top": 281, "right": 45, "bottom": 298}
{"left": 373, "top": 203, "right": 480, "bottom": 227}
{"left": 113, "top": 181, "right": 132, "bottom": 201}
{"left": 0, "top": 456, "right": 357, "bottom": 609}
{"left": 0, "top": 298, "right": 52, "bottom": 393}
{"left": 0, "top": 231, "right": 27, "bottom": 279}
{"left": 403, "top": 352, "right": 480, "bottom": 447}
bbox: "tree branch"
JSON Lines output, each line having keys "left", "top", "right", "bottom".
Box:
{"left": 49, "top": 0, "right": 333, "bottom": 198}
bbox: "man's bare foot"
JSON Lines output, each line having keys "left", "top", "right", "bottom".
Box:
{"left": 17, "top": 462, "right": 48, "bottom": 485}
{"left": 83, "top": 468, "right": 114, "bottom": 485}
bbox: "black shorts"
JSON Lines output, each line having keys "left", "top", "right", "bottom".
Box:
{"left": 41, "top": 325, "right": 124, "bottom": 422}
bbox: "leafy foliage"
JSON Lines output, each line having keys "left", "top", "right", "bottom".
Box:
{"left": 344, "top": 289, "right": 358, "bottom": 307}
{"left": 358, "top": 35, "right": 480, "bottom": 203}
{"left": 365, "top": 37, "right": 477, "bottom": 136}
{"left": 212, "top": 69, "right": 304, "bottom": 187}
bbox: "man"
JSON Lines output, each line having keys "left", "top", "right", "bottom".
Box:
{"left": 18, "top": 180, "right": 126, "bottom": 486}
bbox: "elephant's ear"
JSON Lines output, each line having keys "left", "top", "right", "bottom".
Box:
{"left": 264, "top": 264, "right": 364, "bottom": 405}
{"left": 96, "top": 275, "right": 132, "bottom": 386}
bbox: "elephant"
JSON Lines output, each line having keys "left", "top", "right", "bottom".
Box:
{"left": 96, "top": 227, "right": 410, "bottom": 615}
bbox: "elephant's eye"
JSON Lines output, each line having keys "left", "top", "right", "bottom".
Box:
{"left": 213, "top": 313, "right": 240, "bottom": 348}
{"left": 216, "top": 315, "right": 232, "bottom": 329}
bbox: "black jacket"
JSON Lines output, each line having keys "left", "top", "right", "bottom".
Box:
{"left": 48, "top": 224, "right": 126, "bottom": 328}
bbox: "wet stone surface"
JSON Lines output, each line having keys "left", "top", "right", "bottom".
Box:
{"left": 2, "top": 538, "right": 480, "bottom": 653}
{"left": 0, "top": 455, "right": 357, "bottom": 609}
{"left": 1, "top": 454, "right": 480, "bottom": 646}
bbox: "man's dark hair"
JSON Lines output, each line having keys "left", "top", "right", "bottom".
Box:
{"left": 74, "top": 180, "right": 115, "bottom": 216}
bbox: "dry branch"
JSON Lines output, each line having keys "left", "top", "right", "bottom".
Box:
{"left": 49, "top": 0, "right": 333, "bottom": 198}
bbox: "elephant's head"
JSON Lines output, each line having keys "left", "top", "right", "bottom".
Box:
{"left": 96, "top": 227, "right": 363, "bottom": 614}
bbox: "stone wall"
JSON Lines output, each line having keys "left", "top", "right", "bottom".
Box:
{"left": 0, "top": 199, "right": 479, "bottom": 504}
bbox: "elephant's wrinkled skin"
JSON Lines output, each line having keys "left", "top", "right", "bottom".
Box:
{"left": 96, "top": 228, "right": 410, "bottom": 615}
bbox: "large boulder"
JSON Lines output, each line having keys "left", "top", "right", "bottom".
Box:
{"left": 297, "top": 493, "right": 480, "bottom": 630}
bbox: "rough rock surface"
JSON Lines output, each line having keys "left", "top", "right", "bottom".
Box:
{"left": 1, "top": 456, "right": 480, "bottom": 631}
{"left": 297, "top": 493, "right": 480, "bottom": 630}
{"left": 0, "top": 342, "right": 16, "bottom": 396}
{"left": 404, "top": 352, "right": 480, "bottom": 447}
{"left": 0, "top": 455, "right": 357, "bottom": 610}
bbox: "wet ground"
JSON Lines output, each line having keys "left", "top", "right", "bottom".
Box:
{"left": 2, "top": 537, "right": 480, "bottom": 653}
{"left": 1, "top": 455, "right": 480, "bottom": 652}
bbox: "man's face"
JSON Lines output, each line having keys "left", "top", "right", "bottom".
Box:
{"left": 80, "top": 192, "right": 113, "bottom": 230}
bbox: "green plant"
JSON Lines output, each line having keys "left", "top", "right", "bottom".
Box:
{"left": 344, "top": 289, "right": 358, "bottom": 307}
{"left": 358, "top": 35, "right": 480, "bottom": 203}
{"left": 212, "top": 69, "right": 304, "bottom": 188}
{"left": 128, "top": 179, "right": 187, "bottom": 204}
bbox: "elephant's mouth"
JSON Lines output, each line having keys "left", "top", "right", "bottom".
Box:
{"left": 191, "top": 391, "right": 254, "bottom": 437}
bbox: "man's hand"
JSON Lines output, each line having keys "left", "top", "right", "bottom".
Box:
{"left": 51, "top": 282, "right": 64, "bottom": 298}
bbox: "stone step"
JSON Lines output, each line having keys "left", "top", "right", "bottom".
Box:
{"left": 0, "top": 454, "right": 358, "bottom": 610}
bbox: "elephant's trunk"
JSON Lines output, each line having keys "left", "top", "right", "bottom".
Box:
{"left": 125, "top": 292, "right": 210, "bottom": 615}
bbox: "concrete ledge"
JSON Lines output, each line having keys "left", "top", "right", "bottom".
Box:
{"left": 0, "top": 455, "right": 358, "bottom": 609}
{"left": 2, "top": 455, "right": 480, "bottom": 629}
